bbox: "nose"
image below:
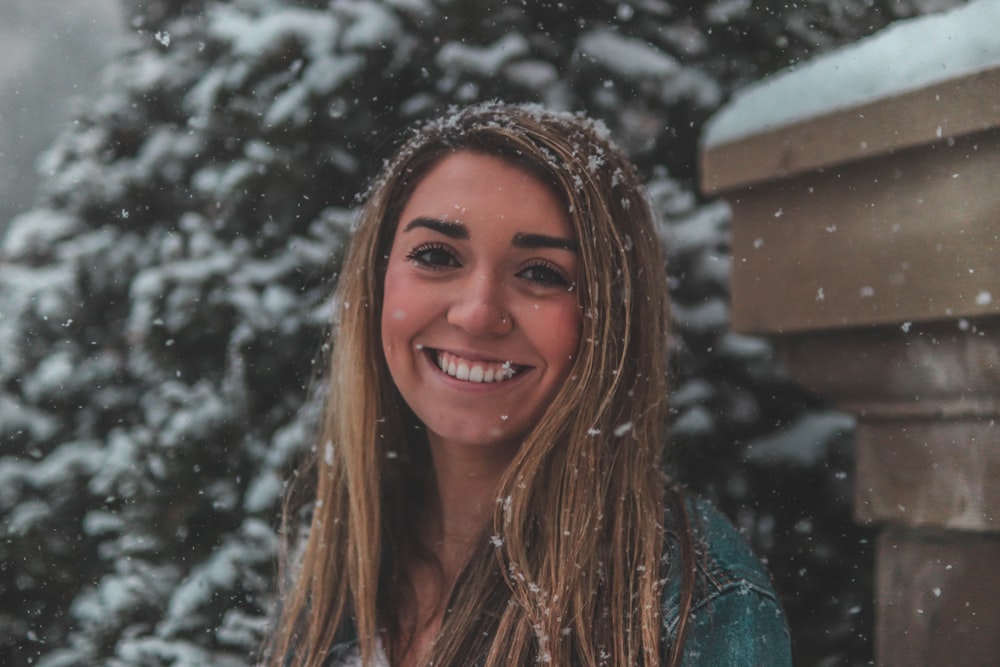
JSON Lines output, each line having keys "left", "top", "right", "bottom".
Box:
{"left": 446, "top": 273, "right": 513, "bottom": 336}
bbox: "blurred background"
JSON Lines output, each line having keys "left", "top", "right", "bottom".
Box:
{"left": 1, "top": 1, "right": 980, "bottom": 666}
{"left": 0, "top": 0, "right": 125, "bottom": 232}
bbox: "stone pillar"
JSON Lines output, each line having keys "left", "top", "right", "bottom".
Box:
{"left": 700, "top": 63, "right": 1000, "bottom": 666}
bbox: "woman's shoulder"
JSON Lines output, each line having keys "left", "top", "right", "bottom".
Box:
{"left": 667, "top": 494, "right": 779, "bottom": 597}
{"left": 662, "top": 493, "right": 793, "bottom": 665}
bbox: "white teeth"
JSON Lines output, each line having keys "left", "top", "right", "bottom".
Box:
{"left": 434, "top": 350, "right": 520, "bottom": 383}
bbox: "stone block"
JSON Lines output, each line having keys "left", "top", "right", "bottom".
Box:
{"left": 855, "top": 418, "right": 999, "bottom": 532}
{"left": 725, "top": 130, "right": 1000, "bottom": 334}
{"left": 877, "top": 528, "right": 1000, "bottom": 667}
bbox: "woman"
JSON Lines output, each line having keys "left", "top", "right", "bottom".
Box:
{"left": 266, "top": 103, "right": 792, "bottom": 666}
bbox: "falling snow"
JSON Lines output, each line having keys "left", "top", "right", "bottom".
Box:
{"left": 0, "top": 1, "right": 952, "bottom": 664}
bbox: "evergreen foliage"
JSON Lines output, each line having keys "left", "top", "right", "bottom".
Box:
{"left": 0, "top": 0, "right": 961, "bottom": 664}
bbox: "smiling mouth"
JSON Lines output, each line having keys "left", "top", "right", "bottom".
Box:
{"left": 428, "top": 349, "right": 528, "bottom": 384}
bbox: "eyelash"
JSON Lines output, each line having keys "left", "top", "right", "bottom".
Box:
{"left": 518, "top": 260, "right": 571, "bottom": 288}
{"left": 405, "top": 242, "right": 458, "bottom": 269}
{"left": 404, "top": 243, "right": 572, "bottom": 288}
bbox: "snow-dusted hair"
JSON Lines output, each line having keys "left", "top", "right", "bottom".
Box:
{"left": 267, "top": 102, "right": 693, "bottom": 667}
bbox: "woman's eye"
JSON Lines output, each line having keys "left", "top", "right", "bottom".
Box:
{"left": 519, "top": 262, "right": 571, "bottom": 288}
{"left": 405, "top": 244, "right": 459, "bottom": 269}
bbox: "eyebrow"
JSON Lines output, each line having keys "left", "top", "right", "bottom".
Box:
{"left": 512, "top": 232, "right": 577, "bottom": 252}
{"left": 402, "top": 217, "right": 577, "bottom": 253}
{"left": 403, "top": 217, "right": 469, "bottom": 239}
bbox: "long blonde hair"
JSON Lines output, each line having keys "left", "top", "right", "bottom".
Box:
{"left": 266, "top": 103, "right": 693, "bottom": 667}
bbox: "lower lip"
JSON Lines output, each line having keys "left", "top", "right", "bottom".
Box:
{"left": 423, "top": 349, "right": 531, "bottom": 392}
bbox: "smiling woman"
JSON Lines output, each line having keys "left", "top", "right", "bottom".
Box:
{"left": 263, "top": 103, "right": 792, "bottom": 667}
{"left": 383, "top": 152, "right": 581, "bottom": 459}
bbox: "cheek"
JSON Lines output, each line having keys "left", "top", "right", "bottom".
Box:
{"left": 386, "top": 301, "right": 409, "bottom": 317}
{"left": 542, "top": 301, "right": 583, "bottom": 370}
{"left": 380, "top": 263, "right": 435, "bottom": 351}
{"left": 382, "top": 308, "right": 414, "bottom": 359}
{"left": 380, "top": 265, "right": 407, "bottom": 351}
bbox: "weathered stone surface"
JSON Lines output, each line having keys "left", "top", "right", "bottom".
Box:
{"left": 769, "top": 321, "right": 1000, "bottom": 532}
{"left": 703, "top": 53, "right": 1000, "bottom": 667}
{"left": 724, "top": 128, "right": 1000, "bottom": 334}
{"left": 774, "top": 319, "right": 1000, "bottom": 405}
{"left": 701, "top": 67, "right": 1000, "bottom": 193}
{"left": 856, "top": 418, "right": 999, "bottom": 532}
{"left": 877, "top": 528, "right": 1000, "bottom": 667}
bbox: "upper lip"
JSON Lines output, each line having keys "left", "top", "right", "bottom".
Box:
{"left": 425, "top": 345, "right": 531, "bottom": 367}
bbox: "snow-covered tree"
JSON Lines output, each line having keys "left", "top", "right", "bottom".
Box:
{"left": 0, "top": 1, "right": 962, "bottom": 665}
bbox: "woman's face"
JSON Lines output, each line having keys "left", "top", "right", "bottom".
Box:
{"left": 381, "top": 150, "right": 582, "bottom": 455}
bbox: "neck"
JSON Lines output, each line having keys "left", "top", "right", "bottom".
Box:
{"left": 422, "top": 435, "right": 519, "bottom": 569}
